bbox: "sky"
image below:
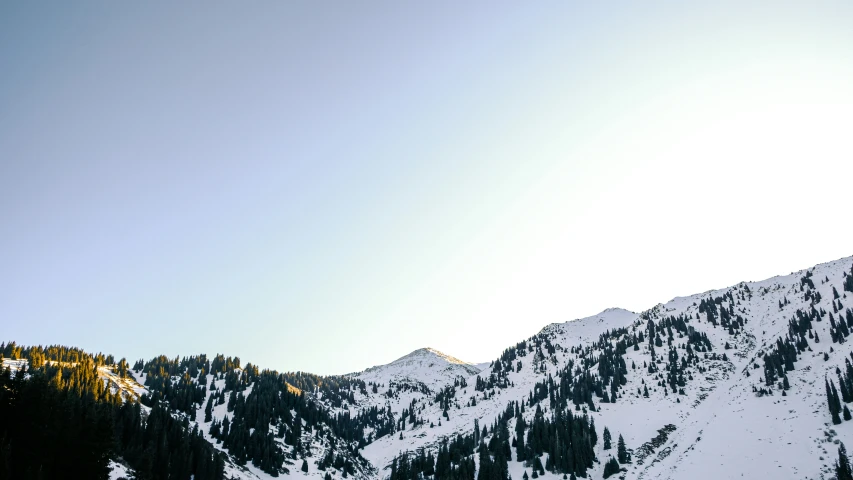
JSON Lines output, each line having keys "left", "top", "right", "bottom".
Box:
{"left": 1, "top": 1, "right": 852, "bottom": 375}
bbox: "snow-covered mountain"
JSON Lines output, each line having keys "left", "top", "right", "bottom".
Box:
{"left": 355, "top": 255, "right": 853, "bottom": 480}
{"left": 541, "top": 307, "right": 638, "bottom": 346}
{"left": 6, "top": 254, "right": 853, "bottom": 480}
{"left": 354, "top": 347, "right": 482, "bottom": 394}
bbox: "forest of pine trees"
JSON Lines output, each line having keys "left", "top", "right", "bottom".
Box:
{"left": 0, "top": 341, "right": 389, "bottom": 479}
{"left": 3, "top": 261, "right": 851, "bottom": 480}
{"left": 388, "top": 398, "right": 603, "bottom": 480}
{"left": 0, "top": 348, "right": 226, "bottom": 480}
{"left": 135, "top": 350, "right": 378, "bottom": 477}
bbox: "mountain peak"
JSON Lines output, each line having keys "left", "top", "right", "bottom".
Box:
{"left": 354, "top": 346, "right": 482, "bottom": 392}
{"left": 540, "top": 307, "right": 638, "bottom": 344}
{"left": 391, "top": 347, "right": 472, "bottom": 366}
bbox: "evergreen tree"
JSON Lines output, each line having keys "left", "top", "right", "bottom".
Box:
{"left": 829, "top": 378, "right": 843, "bottom": 424}
{"left": 617, "top": 434, "right": 630, "bottom": 464}
{"left": 838, "top": 442, "right": 853, "bottom": 480}
{"left": 603, "top": 458, "right": 620, "bottom": 479}
{"left": 533, "top": 456, "right": 544, "bottom": 475}
{"left": 603, "top": 427, "right": 612, "bottom": 450}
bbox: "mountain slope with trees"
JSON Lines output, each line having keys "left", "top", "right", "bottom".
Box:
{"left": 4, "top": 254, "right": 853, "bottom": 479}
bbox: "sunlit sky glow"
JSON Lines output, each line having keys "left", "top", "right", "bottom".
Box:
{"left": 1, "top": 2, "right": 852, "bottom": 374}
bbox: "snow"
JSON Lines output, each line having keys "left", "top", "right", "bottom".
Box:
{"left": 355, "top": 255, "right": 853, "bottom": 480}
{"left": 1, "top": 358, "right": 144, "bottom": 401}
{"left": 354, "top": 347, "right": 482, "bottom": 394}
{"left": 14, "top": 254, "right": 853, "bottom": 480}
{"left": 109, "top": 460, "right": 131, "bottom": 479}
{"left": 542, "top": 307, "right": 638, "bottom": 346}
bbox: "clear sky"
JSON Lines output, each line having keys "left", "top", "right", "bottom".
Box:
{"left": 1, "top": 1, "right": 852, "bottom": 375}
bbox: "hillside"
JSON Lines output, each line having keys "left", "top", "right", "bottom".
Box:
{"left": 355, "top": 347, "right": 482, "bottom": 393}
{"left": 4, "top": 254, "right": 853, "bottom": 480}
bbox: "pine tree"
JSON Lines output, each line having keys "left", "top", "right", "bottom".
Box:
{"left": 838, "top": 442, "right": 853, "bottom": 480}
{"left": 617, "top": 434, "right": 630, "bottom": 463}
{"left": 829, "top": 378, "right": 844, "bottom": 424}
{"left": 603, "top": 427, "right": 612, "bottom": 450}
{"left": 302, "top": 460, "right": 309, "bottom": 473}
{"left": 533, "top": 456, "right": 544, "bottom": 475}
{"left": 603, "top": 458, "right": 620, "bottom": 478}
{"left": 205, "top": 394, "right": 214, "bottom": 422}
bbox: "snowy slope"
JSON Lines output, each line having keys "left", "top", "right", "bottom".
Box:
{"left": 354, "top": 347, "right": 482, "bottom": 394}
{"left": 354, "top": 255, "right": 853, "bottom": 480}
{"left": 1, "top": 358, "right": 145, "bottom": 401}
{"left": 10, "top": 254, "right": 853, "bottom": 480}
{"left": 542, "top": 307, "right": 638, "bottom": 348}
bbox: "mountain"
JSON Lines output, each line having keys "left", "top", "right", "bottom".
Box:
{"left": 541, "top": 307, "right": 638, "bottom": 346}
{"left": 354, "top": 347, "right": 482, "bottom": 393}
{"left": 4, "top": 254, "right": 853, "bottom": 480}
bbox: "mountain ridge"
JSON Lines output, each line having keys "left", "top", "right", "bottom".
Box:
{"left": 4, "top": 253, "right": 853, "bottom": 480}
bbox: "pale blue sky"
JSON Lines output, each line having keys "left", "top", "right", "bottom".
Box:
{"left": 2, "top": 2, "right": 852, "bottom": 374}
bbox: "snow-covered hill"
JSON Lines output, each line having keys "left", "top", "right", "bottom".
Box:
{"left": 354, "top": 347, "right": 482, "bottom": 394}
{"left": 354, "top": 255, "right": 853, "bottom": 480}
{"left": 7, "top": 254, "right": 853, "bottom": 480}
{"left": 542, "top": 307, "right": 638, "bottom": 347}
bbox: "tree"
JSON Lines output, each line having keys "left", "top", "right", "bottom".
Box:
{"left": 603, "top": 458, "right": 620, "bottom": 478}
{"left": 828, "top": 378, "right": 843, "bottom": 425}
{"left": 205, "top": 395, "right": 214, "bottom": 422}
{"left": 838, "top": 442, "right": 853, "bottom": 480}
{"left": 617, "top": 434, "right": 630, "bottom": 464}
{"left": 533, "top": 456, "right": 544, "bottom": 475}
{"left": 603, "top": 427, "right": 612, "bottom": 450}
{"left": 302, "top": 460, "right": 309, "bottom": 473}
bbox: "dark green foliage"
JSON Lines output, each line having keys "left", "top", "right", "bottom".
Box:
{"left": 141, "top": 354, "right": 210, "bottom": 415}
{"left": 140, "top": 353, "right": 377, "bottom": 476}
{"left": 0, "top": 365, "right": 113, "bottom": 479}
{"left": 532, "top": 456, "right": 544, "bottom": 475}
{"left": 828, "top": 377, "right": 843, "bottom": 424}
{"left": 0, "top": 352, "right": 226, "bottom": 480}
{"left": 838, "top": 442, "right": 853, "bottom": 480}
{"left": 389, "top": 431, "right": 477, "bottom": 480}
{"left": 523, "top": 405, "right": 597, "bottom": 477}
{"left": 0, "top": 343, "right": 372, "bottom": 479}
{"left": 617, "top": 434, "right": 630, "bottom": 464}
{"left": 602, "top": 457, "right": 620, "bottom": 478}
